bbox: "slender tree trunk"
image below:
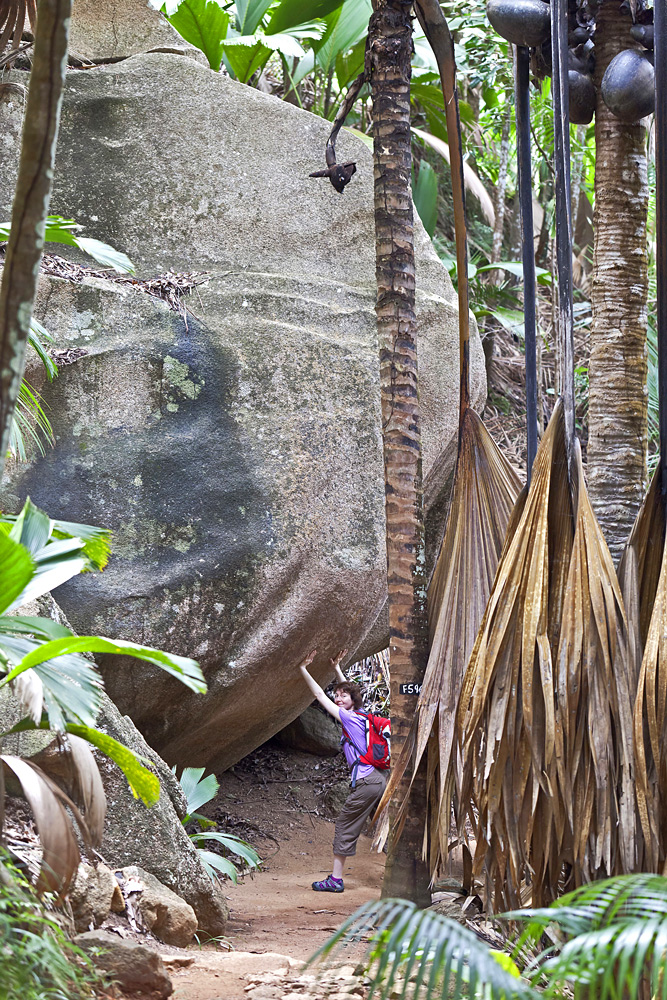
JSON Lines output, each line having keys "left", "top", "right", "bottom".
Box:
{"left": 570, "top": 124, "right": 586, "bottom": 240}
{"left": 491, "top": 109, "right": 511, "bottom": 267}
{"left": 482, "top": 108, "right": 511, "bottom": 377}
{"left": 0, "top": 0, "right": 72, "bottom": 479}
{"left": 588, "top": 0, "right": 649, "bottom": 562}
{"left": 369, "top": 0, "right": 430, "bottom": 905}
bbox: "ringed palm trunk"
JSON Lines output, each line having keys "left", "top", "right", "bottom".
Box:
{"left": 588, "top": 0, "right": 649, "bottom": 563}
{"left": 369, "top": 0, "right": 430, "bottom": 905}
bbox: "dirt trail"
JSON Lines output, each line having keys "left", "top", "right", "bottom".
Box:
{"left": 169, "top": 747, "right": 386, "bottom": 1000}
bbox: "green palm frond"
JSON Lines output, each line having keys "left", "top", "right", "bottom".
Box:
{"left": 511, "top": 874, "right": 667, "bottom": 939}
{"left": 312, "top": 899, "right": 534, "bottom": 1000}
{"left": 508, "top": 876, "right": 667, "bottom": 1000}
{"left": 8, "top": 379, "right": 54, "bottom": 462}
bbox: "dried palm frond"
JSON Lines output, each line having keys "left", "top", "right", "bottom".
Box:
{"left": 625, "top": 0, "right": 667, "bottom": 878}
{"left": 458, "top": 403, "right": 635, "bottom": 909}
{"left": 0, "top": 0, "right": 36, "bottom": 64}
{"left": 373, "top": 407, "right": 521, "bottom": 862}
{"left": 629, "top": 477, "right": 667, "bottom": 872}
{"left": 456, "top": 400, "right": 572, "bottom": 909}
{"left": 555, "top": 441, "right": 636, "bottom": 883}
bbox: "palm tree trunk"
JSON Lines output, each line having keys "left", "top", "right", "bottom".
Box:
{"left": 587, "top": 0, "right": 649, "bottom": 562}
{"left": 0, "top": 0, "right": 72, "bottom": 479}
{"left": 369, "top": 0, "right": 430, "bottom": 905}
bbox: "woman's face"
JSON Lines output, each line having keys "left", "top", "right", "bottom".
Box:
{"left": 334, "top": 688, "right": 354, "bottom": 711}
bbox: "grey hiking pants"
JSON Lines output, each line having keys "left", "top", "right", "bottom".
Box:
{"left": 332, "top": 769, "right": 388, "bottom": 857}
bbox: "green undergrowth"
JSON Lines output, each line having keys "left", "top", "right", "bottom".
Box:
{"left": 0, "top": 854, "right": 101, "bottom": 1000}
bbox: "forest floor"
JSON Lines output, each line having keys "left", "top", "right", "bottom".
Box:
{"left": 165, "top": 744, "right": 387, "bottom": 1000}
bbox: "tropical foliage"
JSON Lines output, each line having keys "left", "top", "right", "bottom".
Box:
{"left": 0, "top": 497, "right": 206, "bottom": 893}
{"left": 177, "top": 766, "right": 262, "bottom": 882}
{"left": 0, "top": 853, "right": 100, "bottom": 1000}
{"left": 314, "top": 875, "right": 667, "bottom": 1000}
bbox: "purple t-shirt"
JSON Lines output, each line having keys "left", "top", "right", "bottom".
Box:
{"left": 339, "top": 707, "right": 377, "bottom": 780}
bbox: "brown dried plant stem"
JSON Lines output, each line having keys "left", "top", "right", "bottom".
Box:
{"left": 413, "top": 0, "right": 469, "bottom": 414}
{"left": 369, "top": 0, "right": 429, "bottom": 905}
{"left": 0, "top": 0, "right": 72, "bottom": 479}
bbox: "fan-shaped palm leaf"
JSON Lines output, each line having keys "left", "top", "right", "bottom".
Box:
{"left": 618, "top": 0, "right": 667, "bottom": 876}
{"left": 1, "top": 753, "right": 86, "bottom": 894}
{"left": 512, "top": 875, "right": 667, "bottom": 1000}
{"left": 315, "top": 878, "right": 667, "bottom": 1000}
{"left": 456, "top": 401, "right": 573, "bottom": 909}
{"left": 28, "top": 733, "right": 106, "bottom": 845}
{"left": 631, "top": 506, "right": 667, "bottom": 871}
{"left": 373, "top": 409, "right": 521, "bottom": 868}
{"left": 555, "top": 443, "right": 636, "bottom": 882}
{"left": 311, "top": 898, "right": 535, "bottom": 1000}
{"left": 458, "top": 405, "right": 635, "bottom": 908}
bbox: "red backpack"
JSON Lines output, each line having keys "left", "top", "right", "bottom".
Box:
{"left": 341, "top": 712, "right": 391, "bottom": 786}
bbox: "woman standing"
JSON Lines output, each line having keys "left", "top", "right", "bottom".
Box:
{"left": 298, "top": 650, "right": 389, "bottom": 893}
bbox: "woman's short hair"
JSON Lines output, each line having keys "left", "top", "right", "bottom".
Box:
{"left": 335, "top": 681, "right": 363, "bottom": 710}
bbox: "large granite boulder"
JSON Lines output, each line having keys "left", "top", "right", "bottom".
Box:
{"left": 0, "top": 52, "right": 485, "bottom": 771}
{"left": 69, "top": 0, "right": 201, "bottom": 63}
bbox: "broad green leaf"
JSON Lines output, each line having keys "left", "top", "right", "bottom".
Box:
{"left": 195, "top": 848, "right": 240, "bottom": 882}
{"left": 0, "top": 633, "right": 103, "bottom": 730}
{"left": 179, "top": 765, "right": 219, "bottom": 815}
{"left": 335, "top": 35, "right": 365, "bottom": 91}
{"left": 476, "top": 261, "right": 553, "bottom": 285}
{"left": 190, "top": 830, "right": 261, "bottom": 867}
{"left": 234, "top": 0, "right": 272, "bottom": 34}
{"left": 490, "top": 950, "right": 521, "bottom": 978}
{"left": 292, "top": 48, "right": 315, "bottom": 88}
{"left": 343, "top": 126, "right": 372, "bottom": 150}
{"left": 5, "top": 215, "right": 136, "bottom": 274}
{"left": 73, "top": 238, "right": 135, "bottom": 275}
{"left": 50, "top": 519, "right": 111, "bottom": 571}
{"left": 266, "top": 0, "right": 344, "bottom": 35}
{"left": 1, "top": 215, "right": 78, "bottom": 246}
{"left": 4, "top": 549, "right": 88, "bottom": 614}
{"left": 42, "top": 216, "right": 79, "bottom": 245}
{"left": 413, "top": 160, "right": 438, "bottom": 238}
{"left": 313, "top": 0, "right": 370, "bottom": 77}
{"left": 67, "top": 724, "right": 160, "bottom": 807}
{"left": 0, "top": 512, "right": 111, "bottom": 572}
{"left": 223, "top": 36, "right": 273, "bottom": 81}
{"left": 4, "top": 636, "right": 206, "bottom": 694}
{"left": 0, "top": 532, "right": 35, "bottom": 616}
{"left": 28, "top": 318, "right": 58, "bottom": 381}
{"left": 477, "top": 305, "right": 525, "bottom": 337}
{"left": 156, "top": 0, "right": 230, "bottom": 71}
{"left": 9, "top": 498, "right": 52, "bottom": 556}
{"left": 224, "top": 30, "right": 305, "bottom": 60}
{"left": 411, "top": 80, "right": 445, "bottom": 112}
{"left": 0, "top": 616, "right": 73, "bottom": 640}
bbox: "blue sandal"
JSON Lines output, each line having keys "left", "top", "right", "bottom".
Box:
{"left": 312, "top": 874, "right": 344, "bottom": 892}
